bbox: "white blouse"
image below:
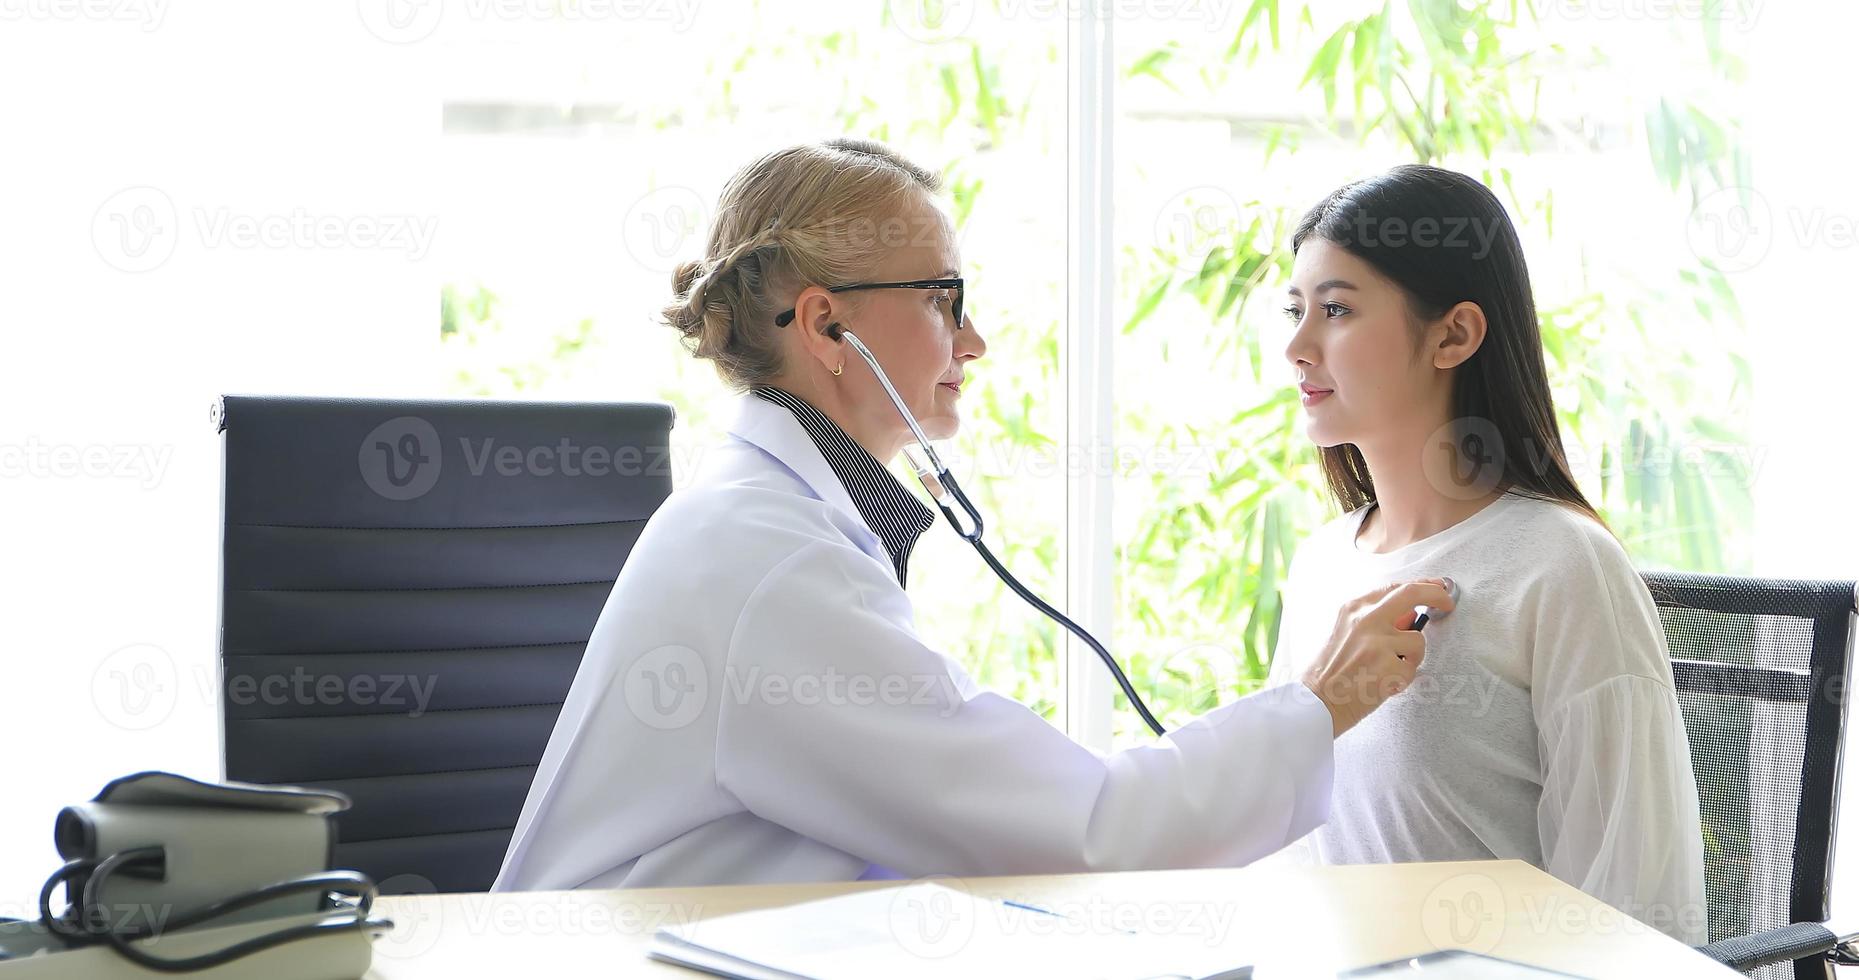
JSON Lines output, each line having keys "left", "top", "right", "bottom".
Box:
{"left": 1265, "top": 491, "right": 1709, "bottom": 944}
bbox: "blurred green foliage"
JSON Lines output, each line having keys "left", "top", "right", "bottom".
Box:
{"left": 441, "top": 0, "right": 1755, "bottom": 741}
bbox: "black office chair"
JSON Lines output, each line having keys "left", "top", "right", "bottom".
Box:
{"left": 213, "top": 395, "right": 675, "bottom": 893}
{"left": 1641, "top": 571, "right": 1859, "bottom": 978}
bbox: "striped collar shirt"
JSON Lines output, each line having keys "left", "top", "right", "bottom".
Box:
{"left": 751, "top": 385, "right": 935, "bottom": 587}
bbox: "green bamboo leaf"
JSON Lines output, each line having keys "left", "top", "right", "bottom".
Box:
{"left": 1229, "top": 0, "right": 1281, "bottom": 57}
{"left": 938, "top": 64, "right": 961, "bottom": 130}
{"left": 1124, "top": 277, "right": 1172, "bottom": 334}
{"left": 1349, "top": 18, "right": 1377, "bottom": 114}
{"left": 970, "top": 45, "right": 1000, "bottom": 143}
{"left": 1126, "top": 48, "right": 1181, "bottom": 94}
{"left": 1300, "top": 23, "right": 1352, "bottom": 112}
{"left": 1216, "top": 275, "right": 1245, "bottom": 318}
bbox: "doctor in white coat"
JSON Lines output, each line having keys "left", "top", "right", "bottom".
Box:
{"left": 493, "top": 138, "right": 1455, "bottom": 891}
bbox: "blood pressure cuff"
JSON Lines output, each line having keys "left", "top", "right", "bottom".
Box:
{"left": 53, "top": 772, "right": 350, "bottom": 934}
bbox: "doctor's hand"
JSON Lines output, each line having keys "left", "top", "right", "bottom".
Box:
{"left": 1299, "top": 578, "right": 1455, "bottom": 738}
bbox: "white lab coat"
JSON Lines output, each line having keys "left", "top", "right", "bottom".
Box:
{"left": 492, "top": 393, "right": 1336, "bottom": 891}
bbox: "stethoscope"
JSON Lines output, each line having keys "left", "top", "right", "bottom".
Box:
{"left": 839, "top": 327, "right": 1459, "bottom": 740}
{"left": 838, "top": 328, "right": 1172, "bottom": 736}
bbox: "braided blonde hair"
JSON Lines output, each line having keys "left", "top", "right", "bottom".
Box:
{"left": 663, "top": 138, "right": 943, "bottom": 389}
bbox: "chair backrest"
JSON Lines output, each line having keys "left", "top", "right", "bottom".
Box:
{"left": 1642, "top": 571, "right": 1858, "bottom": 980}
{"left": 214, "top": 395, "right": 675, "bottom": 894}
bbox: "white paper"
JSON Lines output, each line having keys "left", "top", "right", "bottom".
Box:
{"left": 649, "top": 881, "right": 1248, "bottom": 980}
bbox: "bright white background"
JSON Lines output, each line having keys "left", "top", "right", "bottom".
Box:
{"left": 1, "top": 0, "right": 1854, "bottom": 924}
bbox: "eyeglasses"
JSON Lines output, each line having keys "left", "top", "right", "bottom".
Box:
{"left": 774, "top": 277, "right": 965, "bottom": 330}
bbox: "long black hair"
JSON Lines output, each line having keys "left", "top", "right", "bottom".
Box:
{"left": 1291, "top": 164, "right": 1600, "bottom": 525}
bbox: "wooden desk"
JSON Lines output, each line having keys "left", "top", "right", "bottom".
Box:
{"left": 363, "top": 859, "right": 1733, "bottom": 978}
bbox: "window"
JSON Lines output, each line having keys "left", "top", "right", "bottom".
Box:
{"left": 6, "top": 0, "right": 1855, "bottom": 915}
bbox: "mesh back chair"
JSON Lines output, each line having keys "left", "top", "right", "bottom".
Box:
{"left": 214, "top": 395, "right": 675, "bottom": 894}
{"left": 1642, "top": 571, "right": 1859, "bottom": 978}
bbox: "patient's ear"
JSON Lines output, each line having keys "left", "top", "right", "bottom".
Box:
{"left": 1432, "top": 301, "right": 1487, "bottom": 370}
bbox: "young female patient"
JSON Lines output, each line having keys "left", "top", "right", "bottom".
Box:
{"left": 1264, "top": 165, "right": 1707, "bottom": 944}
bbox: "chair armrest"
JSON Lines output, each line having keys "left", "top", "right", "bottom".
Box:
{"left": 1699, "top": 922, "right": 1839, "bottom": 971}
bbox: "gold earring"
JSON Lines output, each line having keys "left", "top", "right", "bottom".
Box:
{"left": 831, "top": 362, "right": 843, "bottom": 376}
